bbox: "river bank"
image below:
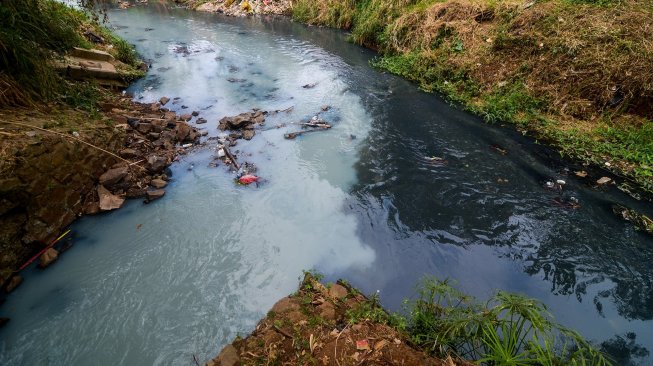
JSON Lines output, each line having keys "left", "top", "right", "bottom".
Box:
{"left": 206, "top": 273, "right": 609, "bottom": 365}
{"left": 178, "top": 0, "right": 653, "bottom": 196}
{"left": 0, "top": 91, "right": 202, "bottom": 288}
{"left": 206, "top": 274, "right": 468, "bottom": 366}
{"left": 0, "top": 0, "right": 206, "bottom": 288}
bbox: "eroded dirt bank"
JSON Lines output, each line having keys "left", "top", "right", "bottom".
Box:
{"left": 205, "top": 274, "right": 471, "bottom": 366}
{"left": 0, "top": 94, "right": 201, "bottom": 286}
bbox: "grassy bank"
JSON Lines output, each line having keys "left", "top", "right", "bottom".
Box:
{"left": 291, "top": 0, "right": 653, "bottom": 192}
{"left": 0, "top": 0, "right": 143, "bottom": 109}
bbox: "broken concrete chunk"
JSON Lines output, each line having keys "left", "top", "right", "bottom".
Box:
{"left": 597, "top": 177, "right": 612, "bottom": 185}
{"left": 98, "top": 185, "right": 125, "bottom": 211}
{"left": 99, "top": 166, "right": 129, "bottom": 187}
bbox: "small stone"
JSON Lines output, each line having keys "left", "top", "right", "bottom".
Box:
{"left": 137, "top": 122, "right": 153, "bottom": 134}
{"left": 196, "top": 117, "right": 207, "bottom": 124}
{"left": 150, "top": 178, "right": 167, "bottom": 189}
{"left": 159, "top": 96, "right": 170, "bottom": 106}
{"left": 321, "top": 105, "right": 330, "bottom": 111}
{"left": 146, "top": 188, "right": 165, "bottom": 201}
{"left": 191, "top": 111, "right": 199, "bottom": 116}
{"left": 119, "top": 148, "right": 139, "bottom": 159}
{"left": 5, "top": 275, "right": 23, "bottom": 293}
{"left": 597, "top": 177, "right": 612, "bottom": 185}
{"left": 39, "top": 248, "right": 59, "bottom": 268}
{"left": 180, "top": 114, "right": 192, "bottom": 121}
{"left": 147, "top": 132, "right": 161, "bottom": 140}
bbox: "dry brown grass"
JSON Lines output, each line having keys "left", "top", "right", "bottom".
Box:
{"left": 384, "top": 0, "right": 653, "bottom": 123}
{"left": 0, "top": 73, "right": 34, "bottom": 108}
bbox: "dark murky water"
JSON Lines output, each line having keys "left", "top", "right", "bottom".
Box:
{"left": 1, "top": 2, "right": 652, "bottom": 365}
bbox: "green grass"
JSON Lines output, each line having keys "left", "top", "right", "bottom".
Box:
{"left": 0, "top": 0, "right": 88, "bottom": 105}
{"left": 0, "top": 0, "right": 143, "bottom": 109}
{"left": 402, "top": 277, "right": 611, "bottom": 365}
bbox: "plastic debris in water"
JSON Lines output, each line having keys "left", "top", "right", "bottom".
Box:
{"left": 238, "top": 174, "right": 259, "bottom": 185}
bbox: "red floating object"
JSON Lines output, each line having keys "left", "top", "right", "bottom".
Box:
{"left": 238, "top": 174, "right": 259, "bottom": 185}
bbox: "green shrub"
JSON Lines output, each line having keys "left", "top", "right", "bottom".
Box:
{"left": 403, "top": 277, "right": 611, "bottom": 365}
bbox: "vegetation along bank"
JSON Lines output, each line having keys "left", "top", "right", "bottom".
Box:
{"left": 0, "top": 0, "right": 203, "bottom": 287}
{"left": 206, "top": 273, "right": 610, "bottom": 365}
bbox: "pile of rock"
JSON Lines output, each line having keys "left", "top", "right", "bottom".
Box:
{"left": 218, "top": 110, "right": 267, "bottom": 142}
{"left": 84, "top": 97, "right": 201, "bottom": 213}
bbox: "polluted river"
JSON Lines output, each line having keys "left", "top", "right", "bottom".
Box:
{"left": 2, "top": 2, "right": 653, "bottom": 365}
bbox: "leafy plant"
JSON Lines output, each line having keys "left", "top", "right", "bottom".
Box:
{"left": 403, "top": 277, "right": 612, "bottom": 365}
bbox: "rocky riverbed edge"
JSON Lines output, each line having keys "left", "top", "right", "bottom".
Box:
{"left": 0, "top": 92, "right": 203, "bottom": 292}
{"left": 205, "top": 273, "right": 471, "bottom": 366}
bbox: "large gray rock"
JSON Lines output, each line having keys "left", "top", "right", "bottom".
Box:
{"left": 99, "top": 166, "right": 128, "bottom": 187}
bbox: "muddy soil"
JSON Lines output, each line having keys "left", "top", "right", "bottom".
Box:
{"left": 205, "top": 275, "right": 472, "bottom": 366}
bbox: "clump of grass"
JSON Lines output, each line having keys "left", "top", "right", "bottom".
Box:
{"left": 292, "top": 0, "right": 358, "bottom": 29}
{"left": 0, "top": 0, "right": 144, "bottom": 110}
{"left": 403, "top": 277, "right": 611, "bottom": 365}
{"left": 94, "top": 26, "right": 140, "bottom": 67}
{"left": 0, "top": 0, "right": 88, "bottom": 106}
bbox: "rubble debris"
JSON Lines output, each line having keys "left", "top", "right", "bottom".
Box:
{"left": 597, "top": 176, "right": 612, "bottom": 185}
{"left": 613, "top": 204, "right": 653, "bottom": 234}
